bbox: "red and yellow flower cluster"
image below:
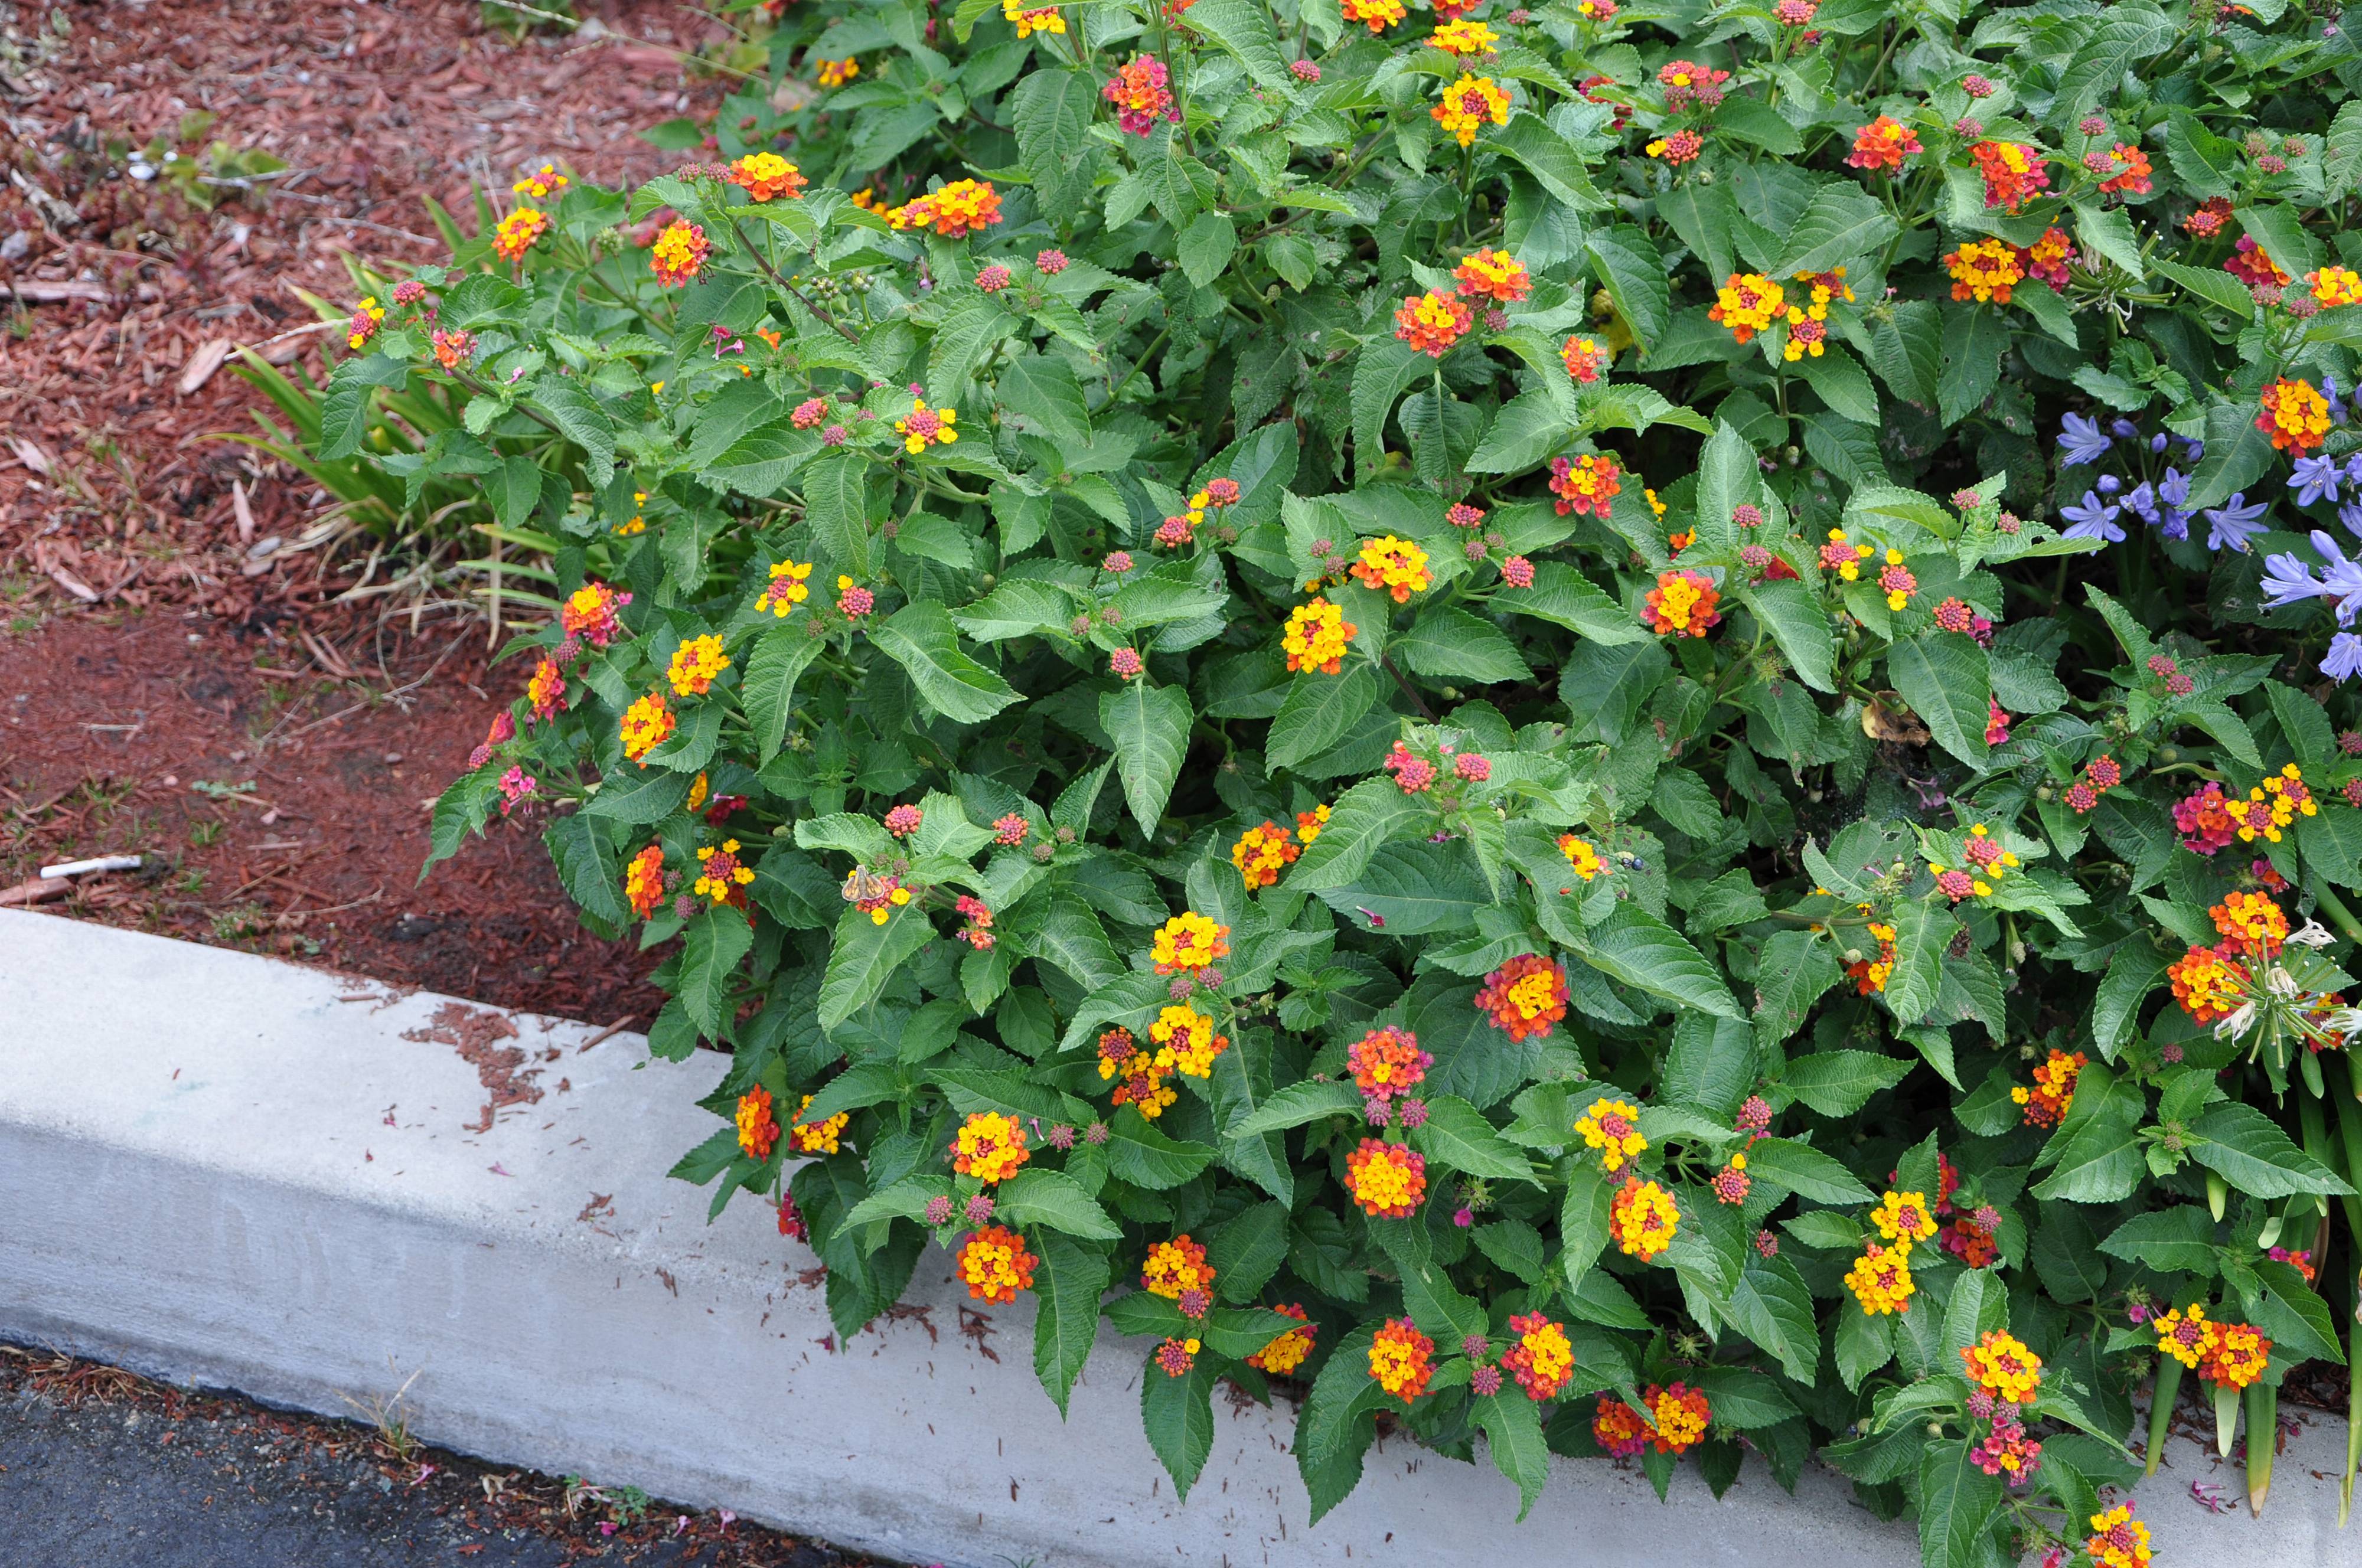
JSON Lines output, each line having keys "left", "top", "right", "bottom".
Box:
{"left": 1151, "top": 910, "right": 1229, "bottom": 974}
{"left": 1248, "top": 1304, "right": 1317, "bottom": 1374}
{"left": 1960, "top": 1328, "right": 2043, "bottom": 1404}
{"left": 2011, "top": 1048, "right": 2086, "bottom": 1128}
{"left": 1594, "top": 1384, "right": 1709, "bottom": 1455}
{"left": 1141, "top": 1234, "right": 1216, "bottom": 1299}
{"left": 1149, "top": 1002, "right": 1229, "bottom": 1077}
{"left": 888, "top": 179, "right": 1003, "bottom": 238}
{"left": 2168, "top": 943, "right": 2247, "bottom": 1025}
{"left": 1476, "top": 953, "right": 1567, "bottom": 1041}
{"left": 1350, "top": 535, "right": 1433, "bottom": 601}
{"left": 957, "top": 1224, "right": 1038, "bottom": 1304}
{"left": 1969, "top": 140, "right": 2050, "bottom": 212}
{"left": 1453, "top": 247, "right": 1529, "bottom": 305}
{"left": 650, "top": 221, "right": 710, "bottom": 288}
{"left": 1644, "top": 570, "right": 1721, "bottom": 638}
{"left": 1099, "top": 1025, "right": 1179, "bottom": 1119}
{"left": 735, "top": 1084, "right": 778, "bottom": 1158}
{"left": 1499, "top": 1312, "right": 1574, "bottom": 1400}
{"left": 789, "top": 1093, "right": 850, "bottom": 1154}
{"left": 950, "top": 1110, "right": 1030, "bottom": 1184}
{"left": 1394, "top": 290, "right": 1474, "bottom": 357}
{"left": 2154, "top": 1303, "right": 2272, "bottom": 1391}
{"left": 1368, "top": 1317, "right": 1435, "bottom": 1402}
{"left": 1548, "top": 453, "right": 1620, "bottom": 517}
{"left": 1845, "top": 115, "right": 1921, "bottom": 171}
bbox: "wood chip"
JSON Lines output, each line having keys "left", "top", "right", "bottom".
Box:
{"left": 179, "top": 337, "right": 235, "bottom": 396}
{"left": 233, "top": 478, "right": 257, "bottom": 543}
{"left": 47, "top": 566, "right": 99, "bottom": 603}
{"left": 7, "top": 436, "right": 53, "bottom": 475}
{"left": 0, "top": 877, "right": 71, "bottom": 908}
{"left": 1, "top": 279, "right": 109, "bottom": 303}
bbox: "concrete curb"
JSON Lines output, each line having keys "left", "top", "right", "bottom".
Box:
{"left": 1, "top": 907, "right": 2350, "bottom": 1566}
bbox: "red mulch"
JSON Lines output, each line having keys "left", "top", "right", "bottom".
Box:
{"left": 0, "top": 0, "right": 742, "bottom": 1019}
{"left": 1, "top": 609, "right": 665, "bottom": 1022}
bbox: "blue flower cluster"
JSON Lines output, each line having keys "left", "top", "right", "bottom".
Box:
{"left": 2054, "top": 414, "right": 2225, "bottom": 546}
{"left": 2259, "top": 532, "right": 2362, "bottom": 681}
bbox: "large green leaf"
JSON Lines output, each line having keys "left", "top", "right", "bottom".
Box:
{"left": 2190, "top": 1103, "right": 2355, "bottom": 1197}
{"left": 817, "top": 905, "right": 934, "bottom": 1031}
{"left": 1101, "top": 681, "right": 1193, "bottom": 834}
{"left": 1581, "top": 905, "right": 1740, "bottom": 1018}
{"left": 1474, "top": 1391, "right": 1551, "bottom": 1520}
{"left": 1888, "top": 633, "right": 1991, "bottom": 766}
{"left": 872, "top": 602, "right": 1022, "bottom": 724}
{"left": 1032, "top": 1234, "right": 1111, "bottom": 1416}
{"left": 1141, "top": 1355, "right": 1216, "bottom": 1500}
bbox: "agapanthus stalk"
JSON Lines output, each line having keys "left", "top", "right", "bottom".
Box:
{"left": 2207, "top": 1170, "right": 2229, "bottom": 1221}
{"left": 2145, "top": 1356, "right": 2181, "bottom": 1477}
{"left": 2214, "top": 1377, "right": 2241, "bottom": 1458}
{"left": 2246, "top": 1381, "right": 2275, "bottom": 1513}
{"left": 2344, "top": 1317, "right": 2361, "bottom": 1525}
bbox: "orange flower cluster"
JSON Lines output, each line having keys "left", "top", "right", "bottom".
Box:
{"left": 1593, "top": 1393, "right": 1652, "bottom": 1456}
{"left": 1644, "top": 570, "right": 1721, "bottom": 638}
{"left": 1452, "top": 247, "right": 1529, "bottom": 305}
{"left": 1368, "top": 1317, "right": 1435, "bottom": 1401}
{"left": 1558, "top": 834, "right": 1606, "bottom": 881}
{"left": 2257, "top": 377, "right": 2331, "bottom": 453}
{"left": 1348, "top": 1025, "right": 1430, "bottom": 1107}
{"left": 1476, "top": 953, "right": 1567, "bottom": 1041}
{"left": 957, "top": 1224, "right": 1038, "bottom": 1302}
{"left": 1645, "top": 1383, "right": 1710, "bottom": 1452}
{"left": 1944, "top": 238, "right": 2026, "bottom": 304}
{"left": 888, "top": 179, "right": 1003, "bottom": 238}
{"left": 667, "top": 633, "right": 729, "bottom": 697}
{"left": 1102, "top": 55, "right": 1180, "bottom": 137}
{"left": 2168, "top": 943, "right": 2247, "bottom": 1025}
{"left": 1969, "top": 140, "right": 2049, "bottom": 212}
{"left": 1845, "top": 115, "right": 1920, "bottom": 171}
{"left": 1709, "top": 272, "right": 1784, "bottom": 343}
{"left": 2011, "top": 1048, "right": 2086, "bottom": 1128}
{"left": 1231, "top": 819, "right": 1301, "bottom": 888}
{"left": 1548, "top": 452, "right": 1621, "bottom": 517}
{"left": 2211, "top": 890, "right": 2288, "bottom": 958}
{"left": 1561, "top": 334, "right": 1607, "bottom": 383}
{"left": 725, "top": 152, "right": 806, "bottom": 201}
{"left": 1610, "top": 1175, "right": 1679, "bottom": 1260}
{"left": 493, "top": 207, "right": 548, "bottom": 261}
{"left": 624, "top": 843, "right": 667, "bottom": 919}
{"left": 1844, "top": 917, "right": 1897, "bottom": 995}
{"left": 2096, "top": 143, "right": 2153, "bottom": 195}
{"left": 1341, "top": 0, "right": 1406, "bottom": 28}
{"left": 2311, "top": 265, "right": 2362, "bottom": 307}
{"left": 1343, "top": 1138, "right": 1427, "bottom": 1217}
{"left": 735, "top": 1085, "right": 779, "bottom": 1158}
{"left": 1394, "top": 290, "right": 1474, "bottom": 357}
{"left": 2084, "top": 1504, "right": 2153, "bottom": 1568}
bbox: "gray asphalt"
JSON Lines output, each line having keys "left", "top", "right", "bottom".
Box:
{"left": 0, "top": 1380, "right": 699, "bottom": 1568}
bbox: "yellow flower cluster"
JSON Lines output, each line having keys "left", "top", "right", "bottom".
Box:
{"left": 894, "top": 399, "right": 960, "bottom": 454}
{"left": 1427, "top": 19, "right": 1499, "bottom": 54}
{"left": 2310, "top": 266, "right": 2362, "bottom": 308}
{"left": 1151, "top": 910, "right": 1229, "bottom": 973}
{"left": 1843, "top": 1240, "right": 1916, "bottom": 1314}
{"left": 1960, "top": 1328, "right": 2043, "bottom": 1404}
{"left": 791, "top": 1093, "right": 850, "bottom": 1155}
{"left": 1149, "top": 1003, "right": 1228, "bottom": 1077}
{"left": 1871, "top": 1189, "right": 1937, "bottom": 1245}
{"left": 1350, "top": 535, "right": 1431, "bottom": 602}
{"left": 1574, "top": 1097, "right": 1647, "bottom": 1173}
{"left": 764, "top": 558, "right": 814, "bottom": 616}
{"left": 668, "top": 634, "right": 730, "bottom": 697}
{"left": 1000, "top": 0, "right": 1065, "bottom": 36}
{"left": 692, "top": 839, "right": 755, "bottom": 904}
{"left": 619, "top": 691, "right": 674, "bottom": 762}
{"left": 951, "top": 1110, "right": 1030, "bottom": 1184}
{"left": 1432, "top": 74, "right": 1510, "bottom": 148}
{"left": 1558, "top": 834, "right": 1606, "bottom": 881}
{"left": 1283, "top": 597, "right": 1356, "bottom": 674}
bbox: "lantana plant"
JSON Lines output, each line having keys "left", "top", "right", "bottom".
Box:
{"left": 312, "top": 0, "right": 2362, "bottom": 1558}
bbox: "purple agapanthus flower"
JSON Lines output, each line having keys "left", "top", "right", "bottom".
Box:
{"left": 2203, "top": 493, "right": 2269, "bottom": 553}
{"left": 2123, "top": 480, "right": 2157, "bottom": 524}
{"left": 2313, "top": 530, "right": 2362, "bottom": 624}
{"left": 2156, "top": 468, "right": 2193, "bottom": 541}
{"left": 2327, "top": 375, "right": 2349, "bottom": 425}
{"left": 2261, "top": 549, "right": 2327, "bottom": 609}
{"left": 2341, "top": 499, "right": 2362, "bottom": 538}
{"left": 2324, "top": 632, "right": 2362, "bottom": 682}
{"left": 2110, "top": 418, "right": 2140, "bottom": 439}
{"left": 2060, "top": 489, "right": 2124, "bottom": 543}
{"left": 2057, "top": 413, "right": 2113, "bottom": 467}
{"left": 2291, "top": 454, "right": 2345, "bottom": 508}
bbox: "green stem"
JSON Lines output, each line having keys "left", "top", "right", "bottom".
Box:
{"left": 2344, "top": 1317, "right": 2360, "bottom": 1526}
{"left": 2312, "top": 882, "right": 2362, "bottom": 946}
